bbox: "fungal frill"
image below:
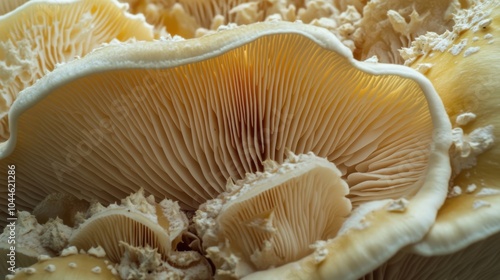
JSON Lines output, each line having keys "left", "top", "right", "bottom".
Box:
{"left": 69, "top": 189, "right": 188, "bottom": 263}
{"left": 195, "top": 152, "right": 352, "bottom": 278}
{"left": 0, "top": 0, "right": 154, "bottom": 140}
{"left": 7, "top": 246, "right": 120, "bottom": 279}
{"left": 400, "top": 0, "right": 500, "bottom": 256}
{"left": 0, "top": 21, "right": 452, "bottom": 278}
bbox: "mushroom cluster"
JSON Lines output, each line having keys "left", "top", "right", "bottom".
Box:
{"left": 0, "top": 0, "right": 499, "bottom": 279}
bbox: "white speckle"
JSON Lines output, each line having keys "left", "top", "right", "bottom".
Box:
{"left": 61, "top": 246, "right": 79, "bottom": 256}
{"left": 478, "top": 18, "right": 492, "bottom": 29}
{"left": 386, "top": 198, "right": 410, "bottom": 212}
{"left": 5, "top": 275, "right": 15, "bottom": 280}
{"left": 310, "top": 240, "right": 328, "bottom": 264}
{"left": 472, "top": 36, "right": 479, "bottom": 41}
{"left": 364, "top": 56, "right": 379, "bottom": 63}
{"left": 24, "top": 267, "right": 37, "bottom": 274}
{"left": 473, "top": 200, "right": 491, "bottom": 209}
{"left": 466, "top": 184, "right": 477, "bottom": 193}
{"left": 449, "top": 39, "right": 468, "bottom": 55}
{"left": 456, "top": 112, "right": 476, "bottom": 126}
{"left": 448, "top": 186, "right": 462, "bottom": 198}
{"left": 91, "top": 266, "right": 102, "bottom": 274}
{"left": 475, "top": 188, "right": 500, "bottom": 197}
{"left": 68, "top": 262, "right": 77, "bottom": 268}
{"left": 484, "top": 33, "right": 493, "bottom": 39}
{"left": 38, "top": 255, "right": 51, "bottom": 261}
{"left": 451, "top": 125, "right": 495, "bottom": 175}
{"left": 45, "top": 264, "right": 56, "bottom": 272}
{"left": 464, "top": 46, "right": 480, "bottom": 57}
{"left": 488, "top": 39, "right": 494, "bottom": 44}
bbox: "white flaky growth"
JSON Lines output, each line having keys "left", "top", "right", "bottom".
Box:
{"left": 450, "top": 125, "right": 495, "bottom": 176}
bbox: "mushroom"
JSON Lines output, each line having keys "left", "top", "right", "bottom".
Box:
{"left": 357, "top": 0, "right": 470, "bottom": 63}
{"left": 0, "top": 0, "right": 154, "bottom": 140}
{"left": 401, "top": 0, "right": 500, "bottom": 256}
{"left": 0, "top": 22, "right": 452, "bottom": 277}
{"left": 8, "top": 246, "right": 120, "bottom": 280}
{"left": 33, "top": 193, "right": 90, "bottom": 227}
{"left": 195, "top": 152, "right": 351, "bottom": 278}
{"left": 69, "top": 189, "right": 188, "bottom": 263}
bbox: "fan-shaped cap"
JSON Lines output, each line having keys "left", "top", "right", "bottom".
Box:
{"left": 69, "top": 189, "right": 188, "bottom": 263}
{"left": 195, "top": 152, "right": 351, "bottom": 278}
{"left": 8, "top": 247, "right": 120, "bottom": 280}
{"left": 0, "top": 0, "right": 154, "bottom": 140}
{"left": 402, "top": 0, "right": 500, "bottom": 255}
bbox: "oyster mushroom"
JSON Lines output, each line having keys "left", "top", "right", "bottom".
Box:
{"left": 69, "top": 189, "right": 188, "bottom": 263}
{"left": 195, "top": 152, "right": 352, "bottom": 278}
{"left": 8, "top": 246, "right": 120, "bottom": 280}
{"left": 0, "top": 0, "right": 154, "bottom": 140}
{"left": 401, "top": 0, "right": 500, "bottom": 256}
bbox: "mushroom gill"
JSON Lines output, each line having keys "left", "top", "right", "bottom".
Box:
{"left": 402, "top": 0, "right": 500, "bottom": 256}
{"left": 0, "top": 0, "right": 154, "bottom": 141}
{"left": 195, "top": 152, "right": 351, "bottom": 278}
{"left": 0, "top": 0, "right": 28, "bottom": 15}
{"left": 69, "top": 189, "right": 188, "bottom": 263}
{"left": 0, "top": 21, "right": 450, "bottom": 256}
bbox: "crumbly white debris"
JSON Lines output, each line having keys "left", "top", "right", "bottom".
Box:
{"left": 450, "top": 125, "right": 495, "bottom": 176}
{"left": 386, "top": 198, "right": 410, "bottom": 212}
{"left": 60, "top": 246, "right": 79, "bottom": 257}
{"left": 91, "top": 266, "right": 102, "bottom": 274}
{"left": 456, "top": 112, "right": 476, "bottom": 126}
{"left": 466, "top": 184, "right": 477, "bottom": 193}
{"left": 472, "top": 36, "right": 479, "bottom": 41}
{"left": 475, "top": 188, "right": 500, "bottom": 197}
{"left": 463, "top": 46, "right": 480, "bottom": 57}
{"left": 488, "top": 39, "right": 494, "bottom": 44}
{"left": 338, "top": 200, "right": 390, "bottom": 236}
{"left": 364, "top": 55, "right": 379, "bottom": 63}
{"left": 5, "top": 275, "right": 14, "bottom": 280}
{"left": 484, "top": 33, "right": 494, "bottom": 39}
{"left": 44, "top": 264, "right": 56, "bottom": 272}
{"left": 473, "top": 199, "right": 491, "bottom": 209}
{"left": 448, "top": 186, "right": 463, "bottom": 198}
{"left": 68, "top": 262, "right": 77, "bottom": 268}
{"left": 87, "top": 246, "right": 107, "bottom": 258}
{"left": 310, "top": 240, "right": 328, "bottom": 264}
{"left": 40, "top": 218, "right": 73, "bottom": 252}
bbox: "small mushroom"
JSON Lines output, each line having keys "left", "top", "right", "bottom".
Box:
{"left": 0, "top": 0, "right": 154, "bottom": 140}
{"left": 69, "top": 189, "right": 188, "bottom": 263}
{"left": 402, "top": 0, "right": 500, "bottom": 256}
{"left": 195, "top": 152, "right": 351, "bottom": 278}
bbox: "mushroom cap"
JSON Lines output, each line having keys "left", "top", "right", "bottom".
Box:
{"left": 403, "top": 0, "right": 500, "bottom": 256}
{"left": 69, "top": 190, "right": 188, "bottom": 263}
{"left": 0, "top": 0, "right": 154, "bottom": 140}
{"left": 0, "top": 21, "right": 450, "bottom": 217}
{"left": 195, "top": 152, "right": 351, "bottom": 277}
{"left": 10, "top": 250, "right": 120, "bottom": 279}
